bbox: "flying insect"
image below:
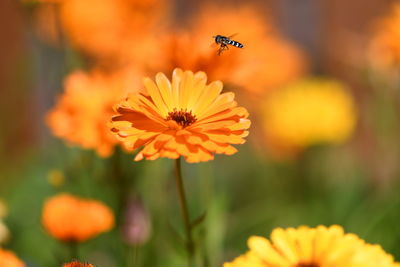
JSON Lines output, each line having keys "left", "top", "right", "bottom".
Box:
{"left": 213, "top": 34, "right": 244, "bottom": 55}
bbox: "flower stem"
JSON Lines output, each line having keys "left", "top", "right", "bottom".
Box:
{"left": 126, "top": 245, "right": 139, "bottom": 267}
{"left": 174, "top": 158, "right": 194, "bottom": 261}
{"left": 68, "top": 241, "right": 78, "bottom": 260}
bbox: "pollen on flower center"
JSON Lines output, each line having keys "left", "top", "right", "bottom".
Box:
{"left": 166, "top": 108, "right": 197, "bottom": 127}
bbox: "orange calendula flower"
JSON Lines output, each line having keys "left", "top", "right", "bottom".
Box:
{"left": 42, "top": 193, "right": 114, "bottom": 242}
{"left": 59, "top": 0, "right": 169, "bottom": 65}
{"left": 0, "top": 249, "right": 25, "bottom": 267}
{"left": 46, "top": 69, "right": 140, "bottom": 157}
{"left": 224, "top": 225, "right": 400, "bottom": 267}
{"left": 62, "top": 261, "right": 94, "bottom": 267}
{"left": 368, "top": 3, "right": 400, "bottom": 70}
{"left": 111, "top": 68, "right": 250, "bottom": 163}
{"left": 161, "top": 4, "right": 307, "bottom": 95}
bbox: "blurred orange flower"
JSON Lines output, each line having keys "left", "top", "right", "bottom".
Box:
{"left": 46, "top": 68, "right": 140, "bottom": 157}
{"left": 62, "top": 261, "right": 94, "bottom": 267}
{"left": 111, "top": 68, "right": 250, "bottom": 163}
{"left": 368, "top": 3, "right": 400, "bottom": 70}
{"left": 59, "top": 0, "right": 169, "bottom": 65}
{"left": 42, "top": 193, "right": 114, "bottom": 242}
{"left": 160, "top": 4, "right": 307, "bottom": 95}
{"left": 0, "top": 249, "right": 25, "bottom": 267}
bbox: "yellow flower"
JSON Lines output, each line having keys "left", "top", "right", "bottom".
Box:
{"left": 224, "top": 225, "right": 400, "bottom": 267}
{"left": 111, "top": 68, "right": 250, "bottom": 163}
{"left": 261, "top": 78, "right": 356, "bottom": 157}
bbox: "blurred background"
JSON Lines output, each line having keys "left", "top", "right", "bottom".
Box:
{"left": 2, "top": 0, "right": 400, "bottom": 266}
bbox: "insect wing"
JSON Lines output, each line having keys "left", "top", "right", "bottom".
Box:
{"left": 227, "top": 33, "right": 239, "bottom": 39}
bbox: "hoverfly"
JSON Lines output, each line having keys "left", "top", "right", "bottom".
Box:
{"left": 213, "top": 34, "right": 244, "bottom": 55}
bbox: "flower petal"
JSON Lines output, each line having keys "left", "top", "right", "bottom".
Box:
{"left": 156, "top": 72, "right": 174, "bottom": 111}
{"left": 192, "top": 80, "right": 223, "bottom": 115}
{"left": 143, "top": 77, "right": 169, "bottom": 117}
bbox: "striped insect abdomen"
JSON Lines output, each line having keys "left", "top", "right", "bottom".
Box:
{"left": 227, "top": 40, "right": 244, "bottom": 48}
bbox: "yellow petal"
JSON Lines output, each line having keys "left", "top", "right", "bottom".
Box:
{"left": 186, "top": 71, "right": 207, "bottom": 111}
{"left": 172, "top": 68, "right": 183, "bottom": 109}
{"left": 156, "top": 72, "right": 174, "bottom": 111}
{"left": 197, "top": 92, "right": 236, "bottom": 119}
{"left": 192, "top": 80, "right": 223, "bottom": 115}
{"left": 180, "top": 70, "right": 195, "bottom": 110}
{"left": 248, "top": 236, "right": 291, "bottom": 266}
{"left": 143, "top": 77, "right": 169, "bottom": 117}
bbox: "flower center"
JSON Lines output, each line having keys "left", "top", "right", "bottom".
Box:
{"left": 166, "top": 108, "right": 197, "bottom": 127}
{"left": 296, "top": 263, "right": 319, "bottom": 267}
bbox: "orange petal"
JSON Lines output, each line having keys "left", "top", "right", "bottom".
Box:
{"left": 206, "top": 131, "right": 246, "bottom": 144}
{"left": 185, "top": 146, "right": 214, "bottom": 163}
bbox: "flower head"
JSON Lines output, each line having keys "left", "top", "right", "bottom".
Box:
{"left": 59, "top": 0, "right": 169, "bottom": 65}
{"left": 62, "top": 261, "right": 94, "bottom": 267}
{"left": 368, "top": 4, "right": 400, "bottom": 70}
{"left": 0, "top": 249, "right": 25, "bottom": 267}
{"left": 161, "top": 4, "right": 307, "bottom": 95}
{"left": 46, "top": 69, "right": 139, "bottom": 157}
{"left": 122, "top": 197, "right": 151, "bottom": 245}
{"left": 42, "top": 193, "right": 114, "bottom": 242}
{"left": 111, "top": 68, "right": 250, "bottom": 163}
{"left": 224, "top": 225, "right": 400, "bottom": 267}
{"left": 261, "top": 78, "right": 356, "bottom": 157}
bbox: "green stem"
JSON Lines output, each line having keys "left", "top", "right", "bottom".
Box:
{"left": 68, "top": 241, "right": 79, "bottom": 260}
{"left": 126, "top": 245, "right": 139, "bottom": 267}
{"left": 133, "top": 245, "right": 138, "bottom": 267}
{"left": 174, "top": 158, "right": 194, "bottom": 261}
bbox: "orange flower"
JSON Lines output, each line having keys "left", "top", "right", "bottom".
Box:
{"left": 368, "top": 3, "right": 400, "bottom": 70}
{"left": 0, "top": 249, "right": 25, "bottom": 267}
{"left": 42, "top": 193, "right": 114, "bottom": 242}
{"left": 62, "top": 261, "right": 94, "bottom": 267}
{"left": 160, "top": 4, "right": 307, "bottom": 95}
{"left": 59, "top": 0, "right": 169, "bottom": 65}
{"left": 46, "top": 68, "right": 140, "bottom": 157}
{"left": 111, "top": 68, "right": 251, "bottom": 163}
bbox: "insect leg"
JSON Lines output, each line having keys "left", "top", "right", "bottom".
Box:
{"left": 217, "top": 44, "right": 226, "bottom": 55}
